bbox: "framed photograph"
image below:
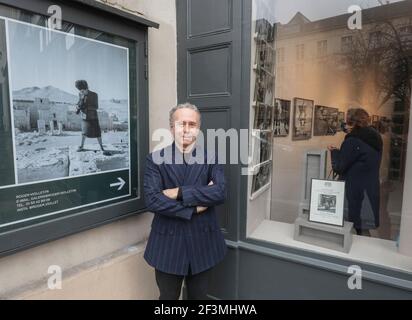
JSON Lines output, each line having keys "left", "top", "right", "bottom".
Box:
{"left": 313, "top": 105, "right": 339, "bottom": 136}
{"left": 255, "top": 42, "right": 275, "bottom": 74}
{"left": 253, "top": 71, "right": 267, "bottom": 104}
{"left": 253, "top": 104, "right": 264, "bottom": 130}
{"left": 0, "top": 1, "right": 147, "bottom": 256}
{"left": 259, "top": 131, "right": 273, "bottom": 163}
{"left": 254, "top": 104, "right": 271, "bottom": 130}
{"left": 273, "top": 99, "right": 290, "bottom": 137}
{"left": 309, "top": 179, "right": 346, "bottom": 227}
{"left": 292, "top": 98, "right": 314, "bottom": 141}
{"left": 250, "top": 161, "right": 272, "bottom": 200}
{"left": 255, "top": 18, "right": 274, "bottom": 43}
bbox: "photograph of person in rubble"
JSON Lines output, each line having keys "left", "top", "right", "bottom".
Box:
{"left": 7, "top": 19, "right": 130, "bottom": 184}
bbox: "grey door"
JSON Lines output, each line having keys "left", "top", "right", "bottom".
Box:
{"left": 177, "top": 0, "right": 245, "bottom": 242}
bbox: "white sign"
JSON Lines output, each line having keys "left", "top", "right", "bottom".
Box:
{"left": 309, "top": 179, "right": 345, "bottom": 227}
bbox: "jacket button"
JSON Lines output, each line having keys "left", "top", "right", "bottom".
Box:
{"left": 169, "top": 230, "right": 174, "bottom": 235}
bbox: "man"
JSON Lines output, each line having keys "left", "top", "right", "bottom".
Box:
{"left": 143, "top": 103, "right": 228, "bottom": 300}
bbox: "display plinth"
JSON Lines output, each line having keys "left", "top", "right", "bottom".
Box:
{"left": 294, "top": 215, "right": 354, "bottom": 253}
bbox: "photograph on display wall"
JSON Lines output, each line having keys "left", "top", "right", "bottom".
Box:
{"left": 254, "top": 104, "right": 271, "bottom": 130}
{"left": 253, "top": 69, "right": 274, "bottom": 105}
{"left": 251, "top": 161, "right": 272, "bottom": 198}
{"left": 8, "top": 19, "right": 130, "bottom": 184}
{"left": 273, "top": 98, "right": 290, "bottom": 137}
{"left": 313, "top": 105, "right": 339, "bottom": 136}
{"left": 292, "top": 98, "right": 314, "bottom": 141}
{"left": 253, "top": 71, "right": 266, "bottom": 104}
{"left": 259, "top": 131, "right": 273, "bottom": 163}
{"left": 255, "top": 18, "right": 275, "bottom": 43}
{"left": 255, "top": 41, "right": 275, "bottom": 74}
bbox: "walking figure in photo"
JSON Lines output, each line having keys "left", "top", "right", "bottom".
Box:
{"left": 75, "top": 80, "right": 109, "bottom": 155}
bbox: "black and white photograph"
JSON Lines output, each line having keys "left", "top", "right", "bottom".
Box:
{"left": 259, "top": 131, "right": 272, "bottom": 163}
{"left": 253, "top": 104, "right": 266, "bottom": 130}
{"left": 273, "top": 98, "right": 290, "bottom": 137}
{"left": 317, "top": 194, "right": 337, "bottom": 214}
{"left": 309, "top": 179, "right": 345, "bottom": 227}
{"left": 255, "top": 41, "right": 275, "bottom": 74}
{"left": 292, "top": 98, "right": 314, "bottom": 141}
{"left": 8, "top": 20, "right": 130, "bottom": 184}
{"left": 313, "top": 105, "right": 339, "bottom": 136}
{"left": 255, "top": 18, "right": 275, "bottom": 43}
{"left": 251, "top": 161, "right": 272, "bottom": 199}
{"left": 253, "top": 71, "right": 267, "bottom": 104}
{"left": 253, "top": 103, "right": 273, "bottom": 131}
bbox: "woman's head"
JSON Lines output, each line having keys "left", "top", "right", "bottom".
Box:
{"left": 346, "top": 108, "right": 370, "bottom": 129}
{"left": 75, "top": 80, "right": 88, "bottom": 91}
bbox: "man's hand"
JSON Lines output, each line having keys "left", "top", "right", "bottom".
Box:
{"left": 327, "top": 145, "right": 338, "bottom": 152}
{"left": 196, "top": 181, "right": 214, "bottom": 214}
{"left": 163, "top": 181, "right": 214, "bottom": 211}
{"left": 196, "top": 206, "right": 208, "bottom": 214}
{"left": 162, "top": 187, "right": 179, "bottom": 200}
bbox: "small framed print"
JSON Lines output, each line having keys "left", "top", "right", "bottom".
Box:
{"left": 309, "top": 179, "right": 345, "bottom": 227}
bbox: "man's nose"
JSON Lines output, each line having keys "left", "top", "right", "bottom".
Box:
{"left": 183, "top": 124, "right": 190, "bottom": 133}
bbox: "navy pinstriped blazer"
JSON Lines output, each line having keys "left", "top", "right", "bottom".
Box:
{"left": 143, "top": 142, "right": 228, "bottom": 276}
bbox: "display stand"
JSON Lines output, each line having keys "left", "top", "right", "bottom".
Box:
{"left": 294, "top": 214, "right": 354, "bottom": 253}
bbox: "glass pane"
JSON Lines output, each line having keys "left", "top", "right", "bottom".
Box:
{"left": 249, "top": 0, "right": 411, "bottom": 244}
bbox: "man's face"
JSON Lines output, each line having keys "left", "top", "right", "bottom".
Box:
{"left": 171, "top": 108, "right": 200, "bottom": 149}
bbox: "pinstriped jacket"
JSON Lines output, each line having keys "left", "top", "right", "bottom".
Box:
{"left": 143, "top": 142, "right": 228, "bottom": 275}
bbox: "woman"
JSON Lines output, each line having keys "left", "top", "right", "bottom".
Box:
{"left": 75, "top": 80, "right": 105, "bottom": 153}
{"left": 328, "top": 108, "right": 383, "bottom": 236}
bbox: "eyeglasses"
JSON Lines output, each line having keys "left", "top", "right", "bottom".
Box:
{"left": 173, "top": 121, "right": 198, "bottom": 129}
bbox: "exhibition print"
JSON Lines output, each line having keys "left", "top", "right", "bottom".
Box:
{"left": 251, "top": 161, "right": 272, "bottom": 198}
{"left": 273, "top": 99, "right": 290, "bottom": 137}
{"left": 7, "top": 20, "right": 130, "bottom": 184}
{"left": 313, "top": 105, "right": 339, "bottom": 136}
{"left": 292, "top": 98, "right": 314, "bottom": 141}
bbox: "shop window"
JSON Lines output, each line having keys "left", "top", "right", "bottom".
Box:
{"left": 248, "top": 0, "right": 412, "bottom": 272}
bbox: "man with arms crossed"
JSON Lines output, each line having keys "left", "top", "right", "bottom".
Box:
{"left": 144, "top": 103, "right": 227, "bottom": 300}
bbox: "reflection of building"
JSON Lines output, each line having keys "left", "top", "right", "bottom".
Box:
{"left": 274, "top": 1, "right": 412, "bottom": 107}
{"left": 273, "top": 1, "right": 412, "bottom": 182}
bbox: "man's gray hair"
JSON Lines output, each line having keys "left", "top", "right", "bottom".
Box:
{"left": 169, "top": 102, "right": 201, "bottom": 128}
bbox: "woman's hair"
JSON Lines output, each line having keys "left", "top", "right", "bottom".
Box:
{"left": 75, "top": 80, "right": 88, "bottom": 90}
{"left": 346, "top": 108, "right": 370, "bottom": 128}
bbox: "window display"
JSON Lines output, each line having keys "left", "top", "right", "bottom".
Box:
{"left": 248, "top": 0, "right": 412, "bottom": 268}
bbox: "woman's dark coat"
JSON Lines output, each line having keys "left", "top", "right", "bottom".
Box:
{"left": 331, "top": 127, "right": 383, "bottom": 230}
{"left": 76, "top": 90, "right": 101, "bottom": 138}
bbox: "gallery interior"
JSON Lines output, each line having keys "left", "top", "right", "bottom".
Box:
{"left": 246, "top": 0, "right": 412, "bottom": 270}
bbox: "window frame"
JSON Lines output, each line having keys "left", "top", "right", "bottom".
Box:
{"left": 239, "top": 0, "right": 412, "bottom": 291}
{"left": 0, "top": 0, "right": 155, "bottom": 257}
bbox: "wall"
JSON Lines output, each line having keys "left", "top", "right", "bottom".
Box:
{"left": 0, "top": 0, "right": 178, "bottom": 299}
